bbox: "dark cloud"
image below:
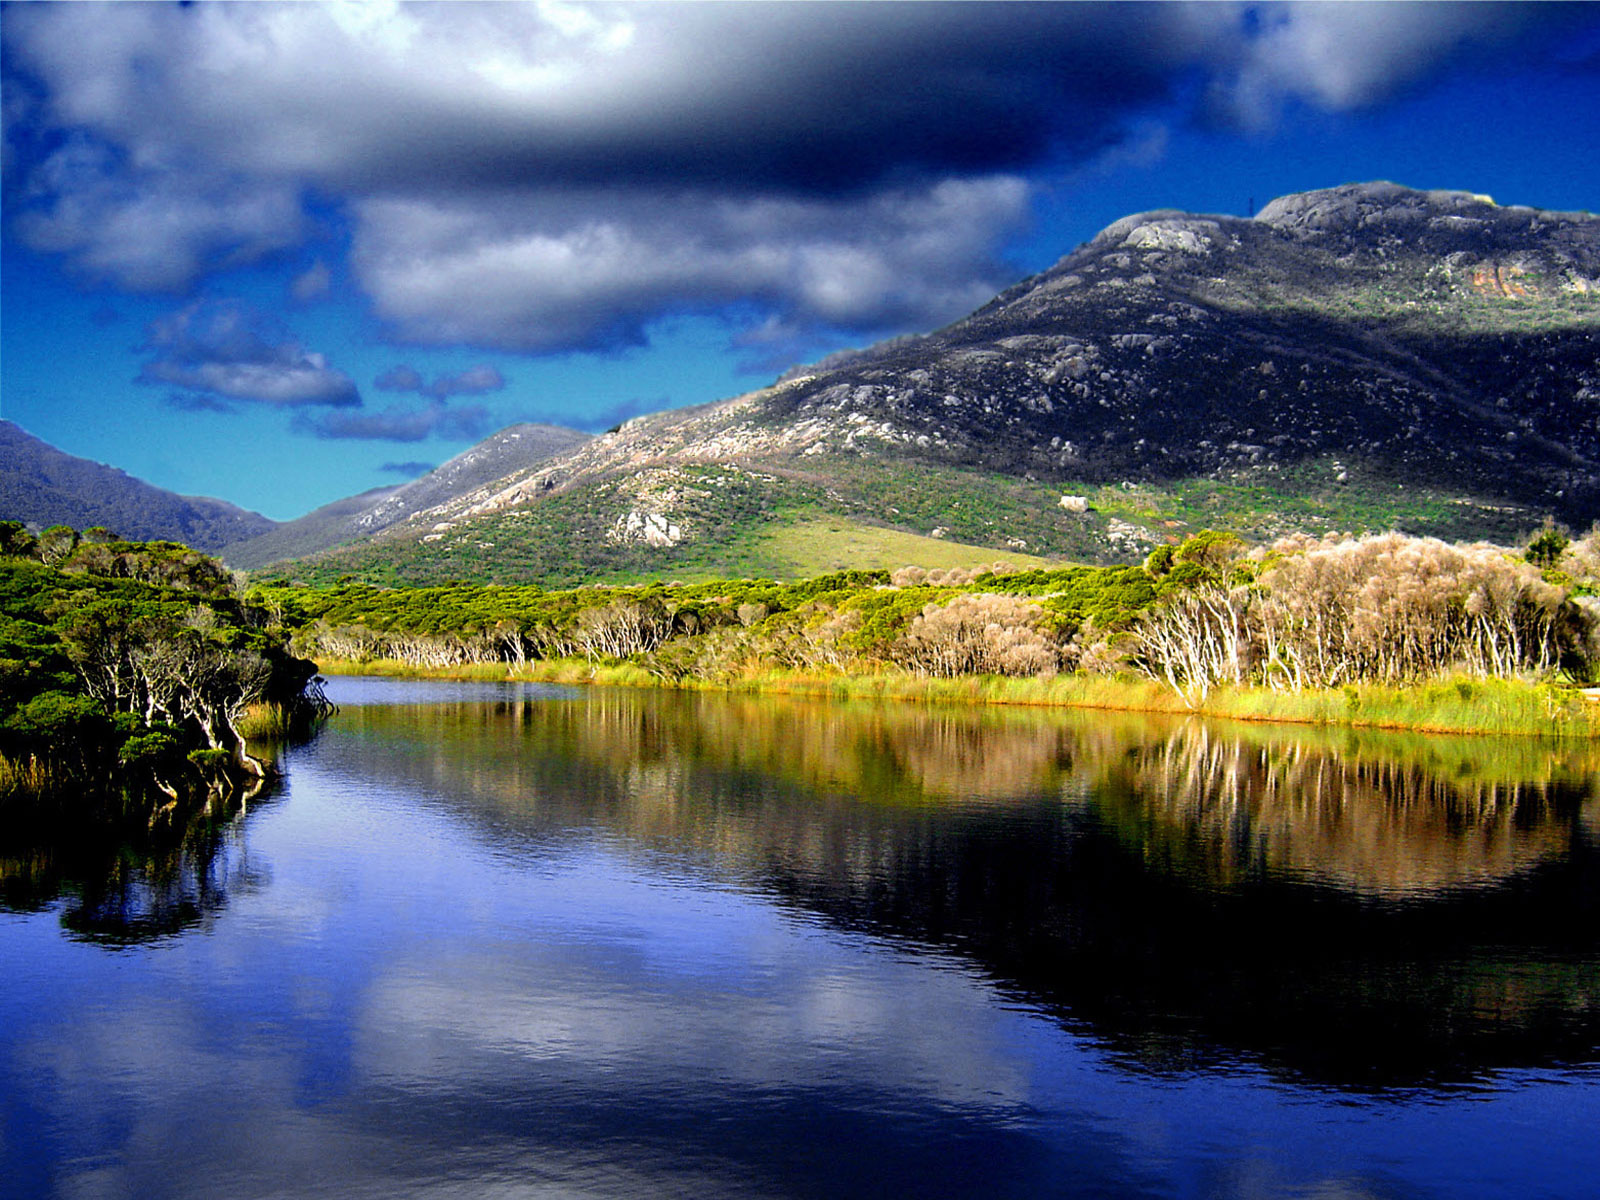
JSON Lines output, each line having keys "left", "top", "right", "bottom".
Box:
{"left": 374, "top": 365, "right": 426, "bottom": 393}
{"left": 293, "top": 401, "right": 492, "bottom": 443}
{"left": 1, "top": 4, "right": 1215, "bottom": 197}
{"left": 6, "top": 2, "right": 1596, "bottom": 347}
{"left": 379, "top": 460, "right": 436, "bottom": 479}
{"left": 529, "top": 396, "right": 672, "bottom": 434}
{"left": 376, "top": 363, "right": 508, "bottom": 399}
{"left": 138, "top": 299, "right": 359, "bottom": 408}
{"left": 730, "top": 317, "right": 850, "bottom": 377}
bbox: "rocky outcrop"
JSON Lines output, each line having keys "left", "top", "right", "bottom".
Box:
{"left": 739, "top": 182, "right": 1600, "bottom": 523}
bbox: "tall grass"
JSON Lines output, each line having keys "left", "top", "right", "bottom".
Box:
{"left": 236, "top": 703, "right": 297, "bottom": 741}
{"left": 0, "top": 752, "right": 54, "bottom": 806}
{"left": 315, "top": 656, "right": 1600, "bottom": 738}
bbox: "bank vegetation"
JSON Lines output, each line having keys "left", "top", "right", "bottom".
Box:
{"left": 0, "top": 523, "right": 329, "bottom": 824}
{"left": 255, "top": 525, "right": 1600, "bottom": 737}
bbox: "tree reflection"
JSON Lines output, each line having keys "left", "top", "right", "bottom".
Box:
{"left": 326, "top": 688, "right": 1600, "bottom": 1089}
{"left": 0, "top": 786, "right": 271, "bottom": 945}
{"left": 1096, "top": 721, "right": 1585, "bottom": 895}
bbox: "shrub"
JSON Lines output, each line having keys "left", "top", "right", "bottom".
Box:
{"left": 896, "top": 593, "right": 1060, "bottom": 678}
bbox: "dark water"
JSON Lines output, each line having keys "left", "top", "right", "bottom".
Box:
{"left": 4, "top": 677, "right": 1599, "bottom": 1199}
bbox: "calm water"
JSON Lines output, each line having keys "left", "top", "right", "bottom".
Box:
{"left": 4, "top": 677, "right": 1599, "bottom": 1199}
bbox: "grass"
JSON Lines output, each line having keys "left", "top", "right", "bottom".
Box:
{"left": 0, "top": 752, "right": 54, "bottom": 806}
{"left": 256, "top": 442, "right": 1553, "bottom": 591}
{"left": 732, "top": 516, "right": 1053, "bottom": 576}
{"left": 314, "top": 657, "right": 1600, "bottom": 739}
{"left": 1067, "top": 457, "right": 1538, "bottom": 544}
{"left": 236, "top": 703, "right": 298, "bottom": 742}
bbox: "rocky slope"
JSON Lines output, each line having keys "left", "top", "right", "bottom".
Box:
{"left": 221, "top": 422, "right": 589, "bottom": 568}
{"left": 0, "top": 421, "right": 277, "bottom": 551}
{"left": 257, "top": 183, "right": 1600, "bottom": 583}
{"left": 756, "top": 181, "right": 1599, "bottom": 510}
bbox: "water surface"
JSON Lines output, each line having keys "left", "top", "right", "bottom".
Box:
{"left": 4, "top": 677, "right": 1598, "bottom": 1198}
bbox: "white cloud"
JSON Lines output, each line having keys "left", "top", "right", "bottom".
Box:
{"left": 352, "top": 177, "right": 1031, "bottom": 352}
{"left": 138, "top": 300, "right": 358, "bottom": 407}
{"left": 14, "top": 139, "right": 303, "bottom": 292}
{"left": 1216, "top": 2, "right": 1553, "bottom": 127}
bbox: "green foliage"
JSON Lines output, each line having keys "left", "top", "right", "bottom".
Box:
{"left": 1173, "top": 529, "right": 1245, "bottom": 570}
{"left": 255, "top": 527, "right": 1598, "bottom": 737}
{"left": 37, "top": 525, "right": 78, "bottom": 565}
{"left": 0, "top": 526, "right": 325, "bottom": 816}
{"left": 118, "top": 726, "right": 185, "bottom": 771}
{"left": 1527, "top": 520, "right": 1570, "bottom": 569}
{"left": 0, "top": 521, "right": 38, "bottom": 558}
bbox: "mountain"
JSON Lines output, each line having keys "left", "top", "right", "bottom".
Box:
{"left": 0, "top": 421, "right": 277, "bottom": 552}
{"left": 251, "top": 183, "right": 1600, "bottom": 587}
{"left": 222, "top": 422, "right": 591, "bottom": 568}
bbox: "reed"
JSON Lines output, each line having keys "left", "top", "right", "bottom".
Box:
{"left": 0, "top": 752, "right": 54, "bottom": 805}
{"left": 236, "top": 703, "right": 295, "bottom": 741}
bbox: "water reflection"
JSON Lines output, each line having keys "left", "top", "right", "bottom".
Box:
{"left": 7, "top": 679, "right": 1600, "bottom": 1199}
{"left": 1100, "top": 722, "right": 1587, "bottom": 895}
{"left": 321, "top": 685, "right": 1600, "bottom": 1089}
{"left": 0, "top": 794, "right": 272, "bottom": 945}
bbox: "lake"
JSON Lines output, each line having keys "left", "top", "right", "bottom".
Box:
{"left": 3, "top": 676, "right": 1599, "bottom": 1198}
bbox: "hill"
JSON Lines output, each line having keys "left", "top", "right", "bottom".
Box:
{"left": 220, "top": 422, "right": 591, "bottom": 568}
{"left": 249, "top": 183, "right": 1600, "bottom": 586}
{"left": 0, "top": 421, "right": 277, "bottom": 552}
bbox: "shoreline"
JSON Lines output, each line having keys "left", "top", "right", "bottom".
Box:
{"left": 312, "top": 658, "right": 1600, "bottom": 740}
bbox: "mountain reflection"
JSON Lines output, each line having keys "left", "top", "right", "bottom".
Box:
{"left": 322, "top": 688, "right": 1600, "bottom": 1089}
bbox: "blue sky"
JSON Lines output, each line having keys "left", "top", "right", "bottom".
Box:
{"left": 4, "top": 1, "right": 1599, "bottom": 521}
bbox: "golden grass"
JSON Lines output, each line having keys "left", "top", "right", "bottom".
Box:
{"left": 236, "top": 702, "right": 297, "bottom": 741}
{"left": 0, "top": 752, "right": 53, "bottom": 802}
{"left": 315, "top": 656, "right": 1600, "bottom": 739}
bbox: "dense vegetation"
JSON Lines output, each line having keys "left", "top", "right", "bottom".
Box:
{"left": 256, "top": 525, "right": 1600, "bottom": 731}
{"left": 0, "top": 523, "right": 327, "bottom": 822}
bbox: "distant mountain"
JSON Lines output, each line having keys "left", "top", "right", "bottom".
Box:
{"left": 221, "top": 422, "right": 591, "bottom": 568}
{"left": 215, "top": 485, "right": 403, "bottom": 571}
{"left": 239, "top": 183, "right": 1600, "bottom": 586}
{"left": 0, "top": 421, "right": 277, "bottom": 552}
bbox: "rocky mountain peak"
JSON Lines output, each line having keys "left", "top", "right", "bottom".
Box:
{"left": 1254, "top": 181, "right": 1501, "bottom": 233}
{"left": 244, "top": 182, "right": 1600, "bottom": 582}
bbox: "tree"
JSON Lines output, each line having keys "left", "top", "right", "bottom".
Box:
{"left": 37, "top": 525, "right": 78, "bottom": 566}
{"left": 897, "top": 593, "right": 1059, "bottom": 678}
{"left": 0, "top": 521, "right": 37, "bottom": 559}
{"left": 1526, "top": 520, "right": 1570, "bottom": 569}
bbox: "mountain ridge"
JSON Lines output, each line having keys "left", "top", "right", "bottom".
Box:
{"left": 10, "top": 182, "right": 1597, "bottom": 586}
{"left": 261, "top": 181, "right": 1596, "bottom": 585}
{"left": 0, "top": 420, "right": 278, "bottom": 552}
{"left": 220, "top": 422, "right": 591, "bottom": 568}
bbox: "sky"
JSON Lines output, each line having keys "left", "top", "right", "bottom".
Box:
{"left": 3, "top": 1, "right": 1599, "bottom": 522}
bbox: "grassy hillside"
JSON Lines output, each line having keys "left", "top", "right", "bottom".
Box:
{"left": 256, "top": 452, "right": 1547, "bottom": 588}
